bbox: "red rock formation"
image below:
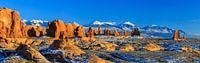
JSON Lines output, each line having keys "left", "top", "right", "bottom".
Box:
{"left": 95, "top": 27, "right": 103, "bottom": 35}
{"left": 50, "top": 39, "right": 85, "bottom": 55}
{"left": 104, "top": 28, "right": 112, "bottom": 36}
{"left": 88, "top": 27, "right": 95, "bottom": 38}
{"left": 131, "top": 28, "right": 140, "bottom": 36}
{"left": 124, "top": 31, "right": 131, "bottom": 36}
{"left": 113, "top": 30, "right": 120, "bottom": 36}
{"left": 173, "top": 30, "right": 184, "bottom": 40}
{"left": 74, "top": 26, "right": 85, "bottom": 38}
{"left": 16, "top": 44, "right": 49, "bottom": 62}
{"left": 65, "top": 23, "right": 75, "bottom": 38}
{"left": 47, "top": 20, "right": 66, "bottom": 39}
{"left": 0, "top": 8, "right": 24, "bottom": 38}
{"left": 27, "top": 27, "right": 39, "bottom": 37}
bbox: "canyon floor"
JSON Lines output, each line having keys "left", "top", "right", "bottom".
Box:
{"left": 0, "top": 36, "right": 199, "bottom": 63}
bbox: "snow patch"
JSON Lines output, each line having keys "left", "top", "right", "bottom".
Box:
{"left": 93, "top": 20, "right": 116, "bottom": 25}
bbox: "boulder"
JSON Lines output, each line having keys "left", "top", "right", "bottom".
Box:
{"left": 47, "top": 20, "right": 66, "bottom": 39}
{"left": 16, "top": 44, "right": 49, "bottom": 62}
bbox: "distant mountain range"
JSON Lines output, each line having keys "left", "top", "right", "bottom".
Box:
{"left": 24, "top": 20, "right": 199, "bottom": 38}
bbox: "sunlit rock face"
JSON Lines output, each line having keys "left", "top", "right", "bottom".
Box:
{"left": 47, "top": 20, "right": 67, "bottom": 39}
{"left": 65, "top": 23, "right": 75, "bottom": 38}
{"left": 0, "top": 8, "right": 25, "bottom": 38}
{"left": 74, "top": 26, "right": 86, "bottom": 38}
{"left": 88, "top": 27, "right": 95, "bottom": 38}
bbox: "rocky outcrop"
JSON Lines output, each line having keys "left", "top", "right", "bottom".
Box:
{"left": 50, "top": 39, "right": 85, "bottom": 56}
{"left": 47, "top": 20, "right": 66, "bottom": 39}
{"left": 65, "top": 23, "right": 75, "bottom": 38}
{"left": 124, "top": 31, "right": 131, "bottom": 36}
{"left": 25, "top": 26, "right": 47, "bottom": 37}
{"left": 144, "top": 43, "right": 164, "bottom": 51}
{"left": 173, "top": 30, "right": 180, "bottom": 40}
{"left": 89, "top": 54, "right": 113, "bottom": 63}
{"left": 27, "top": 27, "right": 40, "bottom": 37}
{"left": 16, "top": 44, "right": 49, "bottom": 63}
{"left": 74, "top": 26, "right": 85, "bottom": 38}
{"left": 95, "top": 27, "right": 103, "bottom": 35}
{"left": 0, "top": 8, "right": 25, "bottom": 38}
{"left": 119, "top": 44, "right": 135, "bottom": 52}
{"left": 104, "top": 28, "right": 112, "bottom": 36}
{"left": 131, "top": 28, "right": 140, "bottom": 36}
{"left": 88, "top": 27, "right": 95, "bottom": 39}
{"left": 90, "top": 41, "right": 117, "bottom": 52}
{"left": 113, "top": 30, "right": 120, "bottom": 36}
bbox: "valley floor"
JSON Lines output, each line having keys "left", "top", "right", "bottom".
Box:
{"left": 0, "top": 36, "right": 200, "bottom": 63}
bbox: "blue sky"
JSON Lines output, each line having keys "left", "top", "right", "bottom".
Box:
{"left": 0, "top": 0, "right": 200, "bottom": 35}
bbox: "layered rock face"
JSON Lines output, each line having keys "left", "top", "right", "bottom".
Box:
{"left": 0, "top": 8, "right": 24, "bottom": 38}
{"left": 47, "top": 20, "right": 67, "bottom": 39}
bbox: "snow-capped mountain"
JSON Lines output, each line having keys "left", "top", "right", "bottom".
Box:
{"left": 25, "top": 20, "right": 187, "bottom": 38}
{"left": 84, "top": 21, "right": 186, "bottom": 38}
{"left": 24, "top": 19, "right": 49, "bottom": 27}
{"left": 140, "top": 25, "right": 186, "bottom": 38}
{"left": 118, "top": 21, "right": 136, "bottom": 31}
{"left": 84, "top": 21, "right": 137, "bottom": 32}
{"left": 92, "top": 20, "right": 116, "bottom": 25}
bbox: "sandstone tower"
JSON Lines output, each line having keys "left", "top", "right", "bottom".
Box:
{"left": 173, "top": 30, "right": 181, "bottom": 40}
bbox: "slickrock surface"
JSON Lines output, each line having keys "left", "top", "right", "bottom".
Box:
{"left": 16, "top": 44, "right": 50, "bottom": 63}
{"left": 119, "top": 44, "right": 135, "bottom": 52}
{"left": 144, "top": 43, "right": 164, "bottom": 51}
{"left": 89, "top": 54, "right": 113, "bottom": 63}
